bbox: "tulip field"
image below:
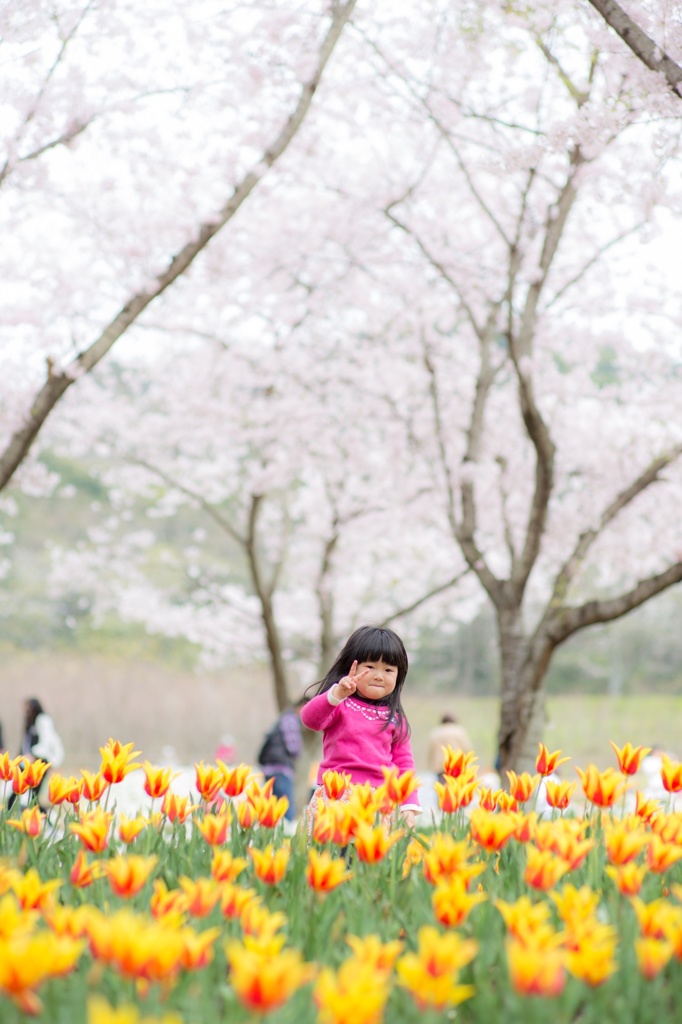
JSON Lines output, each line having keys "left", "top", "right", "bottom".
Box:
{"left": 1, "top": 741, "right": 682, "bottom": 1023}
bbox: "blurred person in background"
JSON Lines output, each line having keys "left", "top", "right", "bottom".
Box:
{"left": 8, "top": 698, "right": 64, "bottom": 811}
{"left": 427, "top": 712, "right": 474, "bottom": 783}
{"left": 257, "top": 699, "right": 304, "bottom": 822}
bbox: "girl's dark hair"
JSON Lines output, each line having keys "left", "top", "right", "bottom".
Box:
{"left": 24, "top": 698, "right": 44, "bottom": 731}
{"left": 307, "top": 625, "right": 410, "bottom": 741}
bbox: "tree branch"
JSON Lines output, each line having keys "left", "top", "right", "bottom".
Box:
{"left": 379, "top": 567, "right": 471, "bottom": 627}
{"left": 0, "top": 0, "right": 357, "bottom": 493}
{"left": 548, "top": 443, "right": 682, "bottom": 606}
{"left": 553, "top": 560, "right": 682, "bottom": 642}
{"left": 585, "top": 0, "right": 682, "bottom": 98}
{"left": 131, "top": 458, "right": 246, "bottom": 546}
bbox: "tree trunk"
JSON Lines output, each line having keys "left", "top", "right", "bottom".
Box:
{"left": 496, "top": 608, "right": 530, "bottom": 772}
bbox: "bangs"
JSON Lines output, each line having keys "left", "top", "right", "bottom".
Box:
{"left": 353, "top": 627, "right": 407, "bottom": 672}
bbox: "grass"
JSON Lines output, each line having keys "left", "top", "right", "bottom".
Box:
{"left": 404, "top": 693, "right": 682, "bottom": 773}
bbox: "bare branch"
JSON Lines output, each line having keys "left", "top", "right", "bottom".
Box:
{"left": 548, "top": 443, "right": 682, "bottom": 606}
{"left": 543, "top": 221, "right": 647, "bottom": 311}
{"left": 362, "top": 33, "right": 511, "bottom": 247}
{"left": 585, "top": 0, "right": 682, "bottom": 98}
{"left": 131, "top": 458, "right": 246, "bottom": 547}
{"left": 379, "top": 567, "right": 471, "bottom": 627}
{"left": 554, "top": 561, "right": 682, "bottom": 642}
{"left": 0, "top": 0, "right": 358, "bottom": 493}
{"left": 535, "top": 37, "right": 590, "bottom": 105}
{"left": 384, "top": 207, "right": 485, "bottom": 341}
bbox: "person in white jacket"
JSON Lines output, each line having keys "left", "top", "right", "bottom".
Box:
{"left": 10, "top": 697, "right": 65, "bottom": 810}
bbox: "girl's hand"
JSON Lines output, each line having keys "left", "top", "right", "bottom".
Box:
{"left": 401, "top": 809, "right": 417, "bottom": 830}
{"left": 331, "top": 660, "right": 370, "bottom": 701}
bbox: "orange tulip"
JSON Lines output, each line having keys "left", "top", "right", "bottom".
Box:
{"left": 610, "top": 741, "right": 652, "bottom": 776}
{"left": 6, "top": 807, "right": 44, "bottom": 838}
{"left": 69, "top": 850, "right": 103, "bottom": 889}
{"left": 194, "top": 761, "right": 224, "bottom": 803}
{"left": 12, "top": 759, "right": 50, "bottom": 795}
{"left": 142, "top": 762, "right": 175, "bottom": 799}
{"left": 251, "top": 793, "right": 289, "bottom": 828}
{"left": 575, "top": 765, "right": 627, "bottom": 808}
{"left": 220, "top": 762, "right": 251, "bottom": 797}
{"left": 220, "top": 883, "right": 260, "bottom": 920}
{"left": 354, "top": 823, "right": 402, "bottom": 863}
{"left": 248, "top": 843, "right": 290, "bottom": 884}
{"left": 650, "top": 812, "right": 682, "bottom": 844}
{"left": 551, "top": 832, "right": 594, "bottom": 872}
{"left": 47, "top": 774, "right": 82, "bottom": 806}
{"left": 442, "top": 747, "right": 477, "bottom": 779}
{"left": 162, "top": 791, "right": 196, "bottom": 824}
{"left": 647, "top": 834, "right": 682, "bottom": 873}
{"left": 179, "top": 925, "right": 221, "bottom": 970}
{"left": 605, "top": 862, "right": 649, "bottom": 896}
{"left": 432, "top": 874, "right": 486, "bottom": 927}
{"left": 105, "top": 855, "right": 158, "bottom": 898}
{"left": 346, "top": 933, "right": 404, "bottom": 972}
{"left": 469, "top": 809, "right": 518, "bottom": 852}
{"left": 11, "top": 869, "right": 62, "bottom": 911}
{"left": 0, "top": 751, "right": 19, "bottom": 782}
{"left": 536, "top": 743, "right": 570, "bottom": 776}
{"left": 239, "top": 902, "right": 287, "bottom": 941}
{"left": 550, "top": 885, "right": 601, "bottom": 931}
{"left": 226, "top": 940, "right": 314, "bottom": 1014}
{"left": 0, "top": 931, "right": 83, "bottom": 1015}
{"left": 315, "top": 958, "right": 390, "bottom": 1024}
{"left": 631, "top": 897, "right": 681, "bottom": 939}
{"left": 513, "top": 812, "right": 538, "bottom": 844}
{"left": 322, "top": 769, "right": 352, "bottom": 800}
{"left": 306, "top": 848, "right": 353, "bottom": 892}
{"left": 496, "top": 792, "right": 520, "bottom": 813}
{"left": 506, "top": 771, "right": 538, "bottom": 803}
{"left": 634, "top": 791, "right": 660, "bottom": 824}
{"left": 435, "top": 774, "right": 478, "bottom": 813}
{"left": 178, "top": 876, "right": 222, "bottom": 917}
{"left": 118, "top": 812, "right": 148, "bottom": 845}
{"left": 196, "top": 811, "right": 232, "bottom": 846}
{"left": 604, "top": 821, "right": 649, "bottom": 866}
{"left": 79, "top": 769, "right": 109, "bottom": 803}
{"left": 234, "top": 798, "right": 257, "bottom": 829}
{"left": 99, "top": 739, "right": 142, "bottom": 784}
{"left": 69, "top": 807, "right": 113, "bottom": 853}
{"left": 496, "top": 896, "right": 552, "bottom": 942}
{"left": 395, "top": 926, "right": 477, "bottom": 1011}
{"left": 544, "top": 779, "right": 576, "bottom": 810}
{"left": 507, "top": 937, "right": 566, "bottom": 997}
{"left": 380, "top": 767, "right": 419, "bottom": 806}
{"left": 149, "top": 879, "right": 189, "bottom": 920}
{"left": 211, "top": 850, "right": 248, "bottom": 883}
{"left": 524, "top": 847, "right": 568, "bottom": 891}
{"left": 566, "top": 925, "right": 618, "bottom": 986}
{"left": 245, "top": 775, "right": 276, "bottom": 800}
{"left": 661, "top": 754, "right": 682, "bottom": 794}
{"left": 477, "top": 786, "right": 500, "bottom": 811}
{"left": 421, "top": 834, "right": 478, "bottom": 885}
{"left": 635, "top": 937, "right": 674, "bottom": 979}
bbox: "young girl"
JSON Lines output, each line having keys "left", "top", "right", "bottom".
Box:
{"left": 301, "top": 625, "right": 421, "bottom": 828}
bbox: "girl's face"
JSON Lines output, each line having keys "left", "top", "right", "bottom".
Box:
{"left": 354, "top": 659, "right": 398, "bottom": 700}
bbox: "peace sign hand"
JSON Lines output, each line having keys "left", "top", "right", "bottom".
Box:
{"left": 332, "top": 660, "right": 371, "bottom": 701}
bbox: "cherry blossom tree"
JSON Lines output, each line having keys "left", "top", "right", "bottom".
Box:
{"left": 5, "top": 0, "right": 682, "bottom": 770}
{"left": 49, "top": 336, "right": 470, "bottom": 709}
{"left": 0, "top": 0, "right": 357, "bottom": 493}
{"left": 586, "top": 0, "right": 682, "bottom": 97}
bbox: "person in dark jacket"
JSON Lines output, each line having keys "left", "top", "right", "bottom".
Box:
{"left": 257, "top": 699, "right": 304, "bottom": 821}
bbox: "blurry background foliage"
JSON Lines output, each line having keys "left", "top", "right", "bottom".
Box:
{"left": 2, "top": 447, "right": 681, "bottom": 699}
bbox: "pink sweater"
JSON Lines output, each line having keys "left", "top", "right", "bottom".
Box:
{"left": 300, "top": 691, "right": 421, "bottom": 811}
